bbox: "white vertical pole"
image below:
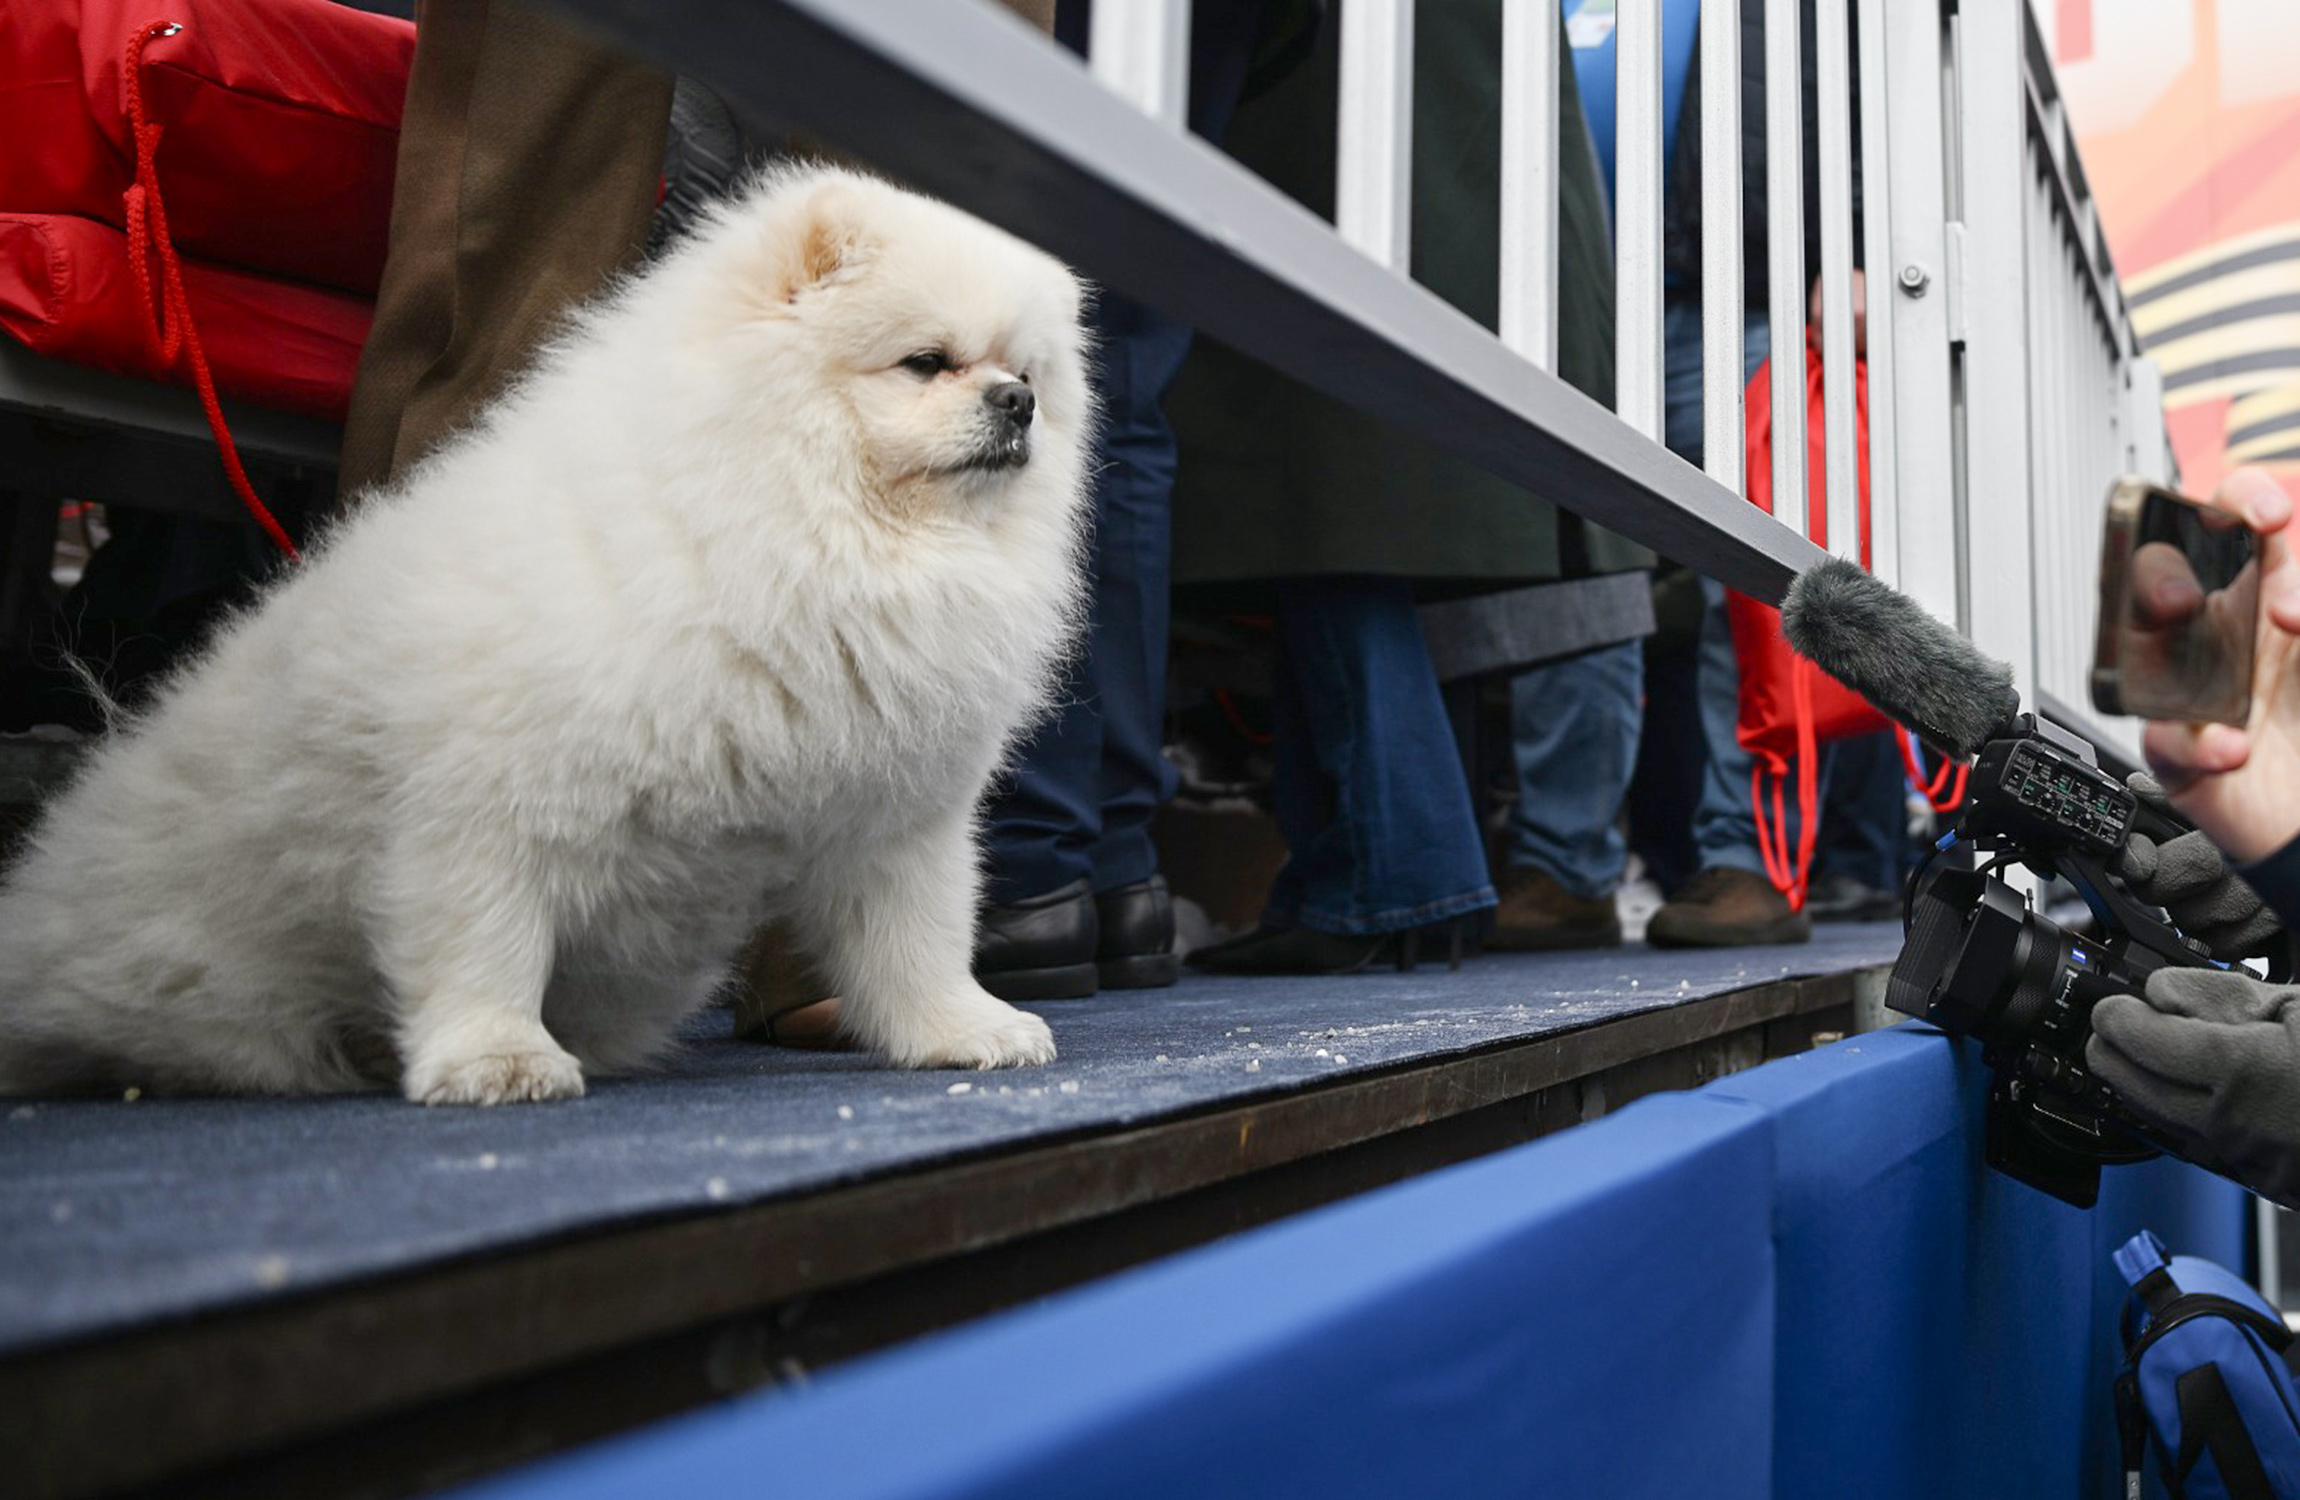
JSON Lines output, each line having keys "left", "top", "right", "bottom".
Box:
{"left": 1814, "top": 0, "right": 1859, "bottom": 561}
{"left": 1615, "top": 0, "right": 1665, "bottom": 440}
{"left": 1765, "top": 0, "right": 1808, "bottom": 540}
{"left": 1700, "top": 0, "right": 1746, "bottom": 493}
{"left": 1500, "top": 0, "right": 1560, "bottom": 371}
{"left": 1089, "top": 0, "right": 1192, "bottom": 128}
{"left": 1879, "top": 0, "right": 1955, "bottom": 625}
{"left": 1337, "top": 0, "right": 1415, "bottom": 273}
{"left": 1856, "top": 0, "right": 1899, "bottom": 585}
{"left": 1959, "top": 0, "right": 2036, "bottom": 704}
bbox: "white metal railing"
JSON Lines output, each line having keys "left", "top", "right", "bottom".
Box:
{"left": 1499, "top": 0, "right": 1560, "bottom": 372}
{"left": 1697, "top": 0, "right": 1744, "bottom": 491}
{"left": 1615, "top": 0, "right": 1665, "bottom": 442}
{"left": 1875, "top": 0, "right": 2168, "bottom": 762}
{"left": 546, "top": 0, "right": 2165, "bottom": 759}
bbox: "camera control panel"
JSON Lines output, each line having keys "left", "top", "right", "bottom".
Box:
{"left": 1972, "top": 735, "right": 2135, "bottom": 857}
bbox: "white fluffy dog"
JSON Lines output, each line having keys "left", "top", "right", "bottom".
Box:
{"left": 0, "top": 166, "right": 1093, "bottom": 1103}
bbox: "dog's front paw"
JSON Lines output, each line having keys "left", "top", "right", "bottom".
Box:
{"left": 404, "top": 1044, "right": 587, "bottom": 1106}
{"left": 880, "top": 992, "right": 1057, "bottom": 1070}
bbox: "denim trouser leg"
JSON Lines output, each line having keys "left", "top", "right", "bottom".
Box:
{"left": 982, "top": 8, "right": 1263, "bottom": 906}
{"left": 980, "top": 294, "right": 1188, "bottom": 904}
{"left": 1691, "top": 574, "right": 1771, "bottom": 875}
{"left": 1815, "top": 729, "right": 1908, "bottom": 891}
{"left": 1505, "top": 640, "right": 1643, "bottom": 898}
{"left": 1264, "top": 578, "right": 1498, "bottom": 936}
{"left": 1674, "top": 300, "right": 1788, "bottom": 873}
{"left": 1081, "top": 294, "right": 1187, "bottom": 896}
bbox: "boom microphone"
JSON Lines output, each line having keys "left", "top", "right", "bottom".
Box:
{"left": 1779, "top": 556, "right": 2021, "bottom": 758}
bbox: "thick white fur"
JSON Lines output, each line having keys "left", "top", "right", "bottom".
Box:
{"left": 0, "top": 167, "right": 1093, "bottom": 1103}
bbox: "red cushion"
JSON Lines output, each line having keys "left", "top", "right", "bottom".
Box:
{"left": 0, "top": 211, "right": 371, "bottom": 419}
{"left": 0, "top": 0, "right": 413, "bottom": 295}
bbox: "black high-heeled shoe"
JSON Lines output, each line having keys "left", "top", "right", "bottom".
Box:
{"left": 1185, "top": 925, "right": 1387, "bottom": 976}
{"left": 1390, "top": 918, "right": 1469, "bottom": 973}
{"left": 1185, "top": 917, "right": 1471, "bottom": 976}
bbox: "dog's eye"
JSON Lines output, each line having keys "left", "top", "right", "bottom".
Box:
{"left": 901, "top": 351, "right": 954, "bottom": 379}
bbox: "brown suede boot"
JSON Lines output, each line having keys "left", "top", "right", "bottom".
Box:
{"left": 1488, "top": 867, "right": 1622, "bottom": 951}
{"left": 1646, "top": 867, "right": 1812, "bottom": 948}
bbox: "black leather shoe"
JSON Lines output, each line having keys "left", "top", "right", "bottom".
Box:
{"left": 1094, "top": 875, "right": 1179, "bottom": 990}
{"left": 975, "top": 878, "right": 1099, "bottom": 1001}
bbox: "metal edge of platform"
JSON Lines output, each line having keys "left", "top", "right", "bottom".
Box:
{"left": 8, "top": 967, "right": 1878, "bottom": 1500}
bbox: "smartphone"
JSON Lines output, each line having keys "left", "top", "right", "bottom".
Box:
{"left": 2091, "top": 476, "right": 2259, "bottom": 726}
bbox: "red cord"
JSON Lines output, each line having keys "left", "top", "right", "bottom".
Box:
{"left": 122, "top": 20, "right": 299, "bottom": 560}
{"left": 1213, "top": 687, "right": 1274, "bottom": 748}
{"left": 1895, "top": 730, "right": 1970, "bottom": 813}
{"left": 1749, "top": 659, "right": 1827, "bottom": 912}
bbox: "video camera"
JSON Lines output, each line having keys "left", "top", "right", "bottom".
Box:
{"left": 1780, "top": 553, "right": 2290, "bottom": 1209}
{"left": 1885, "top": 713, "right": 2226, "bottom": 1207}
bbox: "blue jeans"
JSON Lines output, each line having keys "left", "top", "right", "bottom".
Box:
{"left": 981, "top": 4, "right": 1261, "bottom": 904}
{"left": 1672, "top": 298, "right": 1771, "bottom": 875}
{"left": 980, "top": 289, "right": 1187, "bottom": 903}
{"left": 1814, "top": 729, "right": 1910, "bottom": 891}
{"left": 1506, "top": 639, "right": 1643, "bottom": 899}
{"left": 1265, "top": 577, "right": 1498, "bottom": 936}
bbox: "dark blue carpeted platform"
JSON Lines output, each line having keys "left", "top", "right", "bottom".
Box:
{"left": 0, "top": 925, "right": 1900, "bottom": 1357}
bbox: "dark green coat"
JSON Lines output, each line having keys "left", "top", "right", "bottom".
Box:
{"left": 1169, "top": 2, "right": 1650, "bottom": 593}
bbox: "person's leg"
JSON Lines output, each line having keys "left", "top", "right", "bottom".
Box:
{"left": 1648, "top": 306, "right": 1814, "bottom": 945}
{"left": 1074, "top": 294, "right": 1189, "bottom": 987}
{"left": 1806, "top": 729, "right": 1908, "bottom": 919}
{"left": 1491, "top": 639, "right": 1640, "bottom": 948}
{"left": 1488, "top": 294, "right": 1712, "bottom": 947}
{"left": 1626, "top": 571, "right": 1706, "bottom": 891}
{"left": 1661, "top": 298, "right": 1710, "bottom": 463}
{"left": 1195, "top": 577, "right": 1494, "bottom": 976}
{"left": 1256, "top": 605, "right": 1328, "bottom": 936}
{"left": 337, "top": 0, "right": 673, "bottom": 503}
{"left": 1623, "top": 301, "right": 1722, "bottom": 893}
{"left": 1504, "top": 640, "right": 1642, "bottom": 892}
{"left": 1674, "top": 301, "right": 1772, "bottom": 875}
{"left": 981, "top": 1, "right": 1266, "bottom": 990}
{"left": 1650, "top": 297, "right": 1755, "bottom": 881}
{"left": 972, "top": 241, "right": 1189, "bottom": 995}
{"left": 1079, "top": 298, "right": 1183, "bottom": 903}
{"left": 1688, "top": 572, "right": 1768, "bottom": 876}
{"left": 1286, "top": 578, "right": 1496, "bottom": 936}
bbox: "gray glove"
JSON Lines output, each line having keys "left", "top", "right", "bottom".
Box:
{"left": 2118, "top": 772, "right": 2284, "bottom": 960}
{"left": 2087, "top": 966, "right": 2300, "bottom": 1206}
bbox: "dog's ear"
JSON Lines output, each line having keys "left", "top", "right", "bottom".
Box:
{"left": 777, "top": 180, "right": 876, "bottom": 302}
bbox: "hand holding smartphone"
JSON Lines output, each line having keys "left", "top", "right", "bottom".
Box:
{"left": 2095, "top": 468, "right": 2300, "bottom": 865}
{"left": 2093, "top": 476, "right": 2260, "bottom": 727}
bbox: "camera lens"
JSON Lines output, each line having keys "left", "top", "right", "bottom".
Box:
{"left": 1895, "top": 868, "right": 2151, "bottom": 1067}
{"left": 1893, "top": 869, "right": 2091, "bottom": 1057}
{"left": 1996, "top": 907, "right": 2076, "bottom": 1047}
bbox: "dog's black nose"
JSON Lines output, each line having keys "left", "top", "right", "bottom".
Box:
{"left": 985, "top": 381, "right": 1035, "bottom": 429}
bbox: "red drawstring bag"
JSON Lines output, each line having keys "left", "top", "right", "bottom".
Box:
{"left": 0, "top": 0, "right": 416, "bottom": 295}
{"left": 1727, "top": 335, "right": 1965, "bottom": 909}
{"left": 0, "top": 1, "right": 416, "bottom": 555}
